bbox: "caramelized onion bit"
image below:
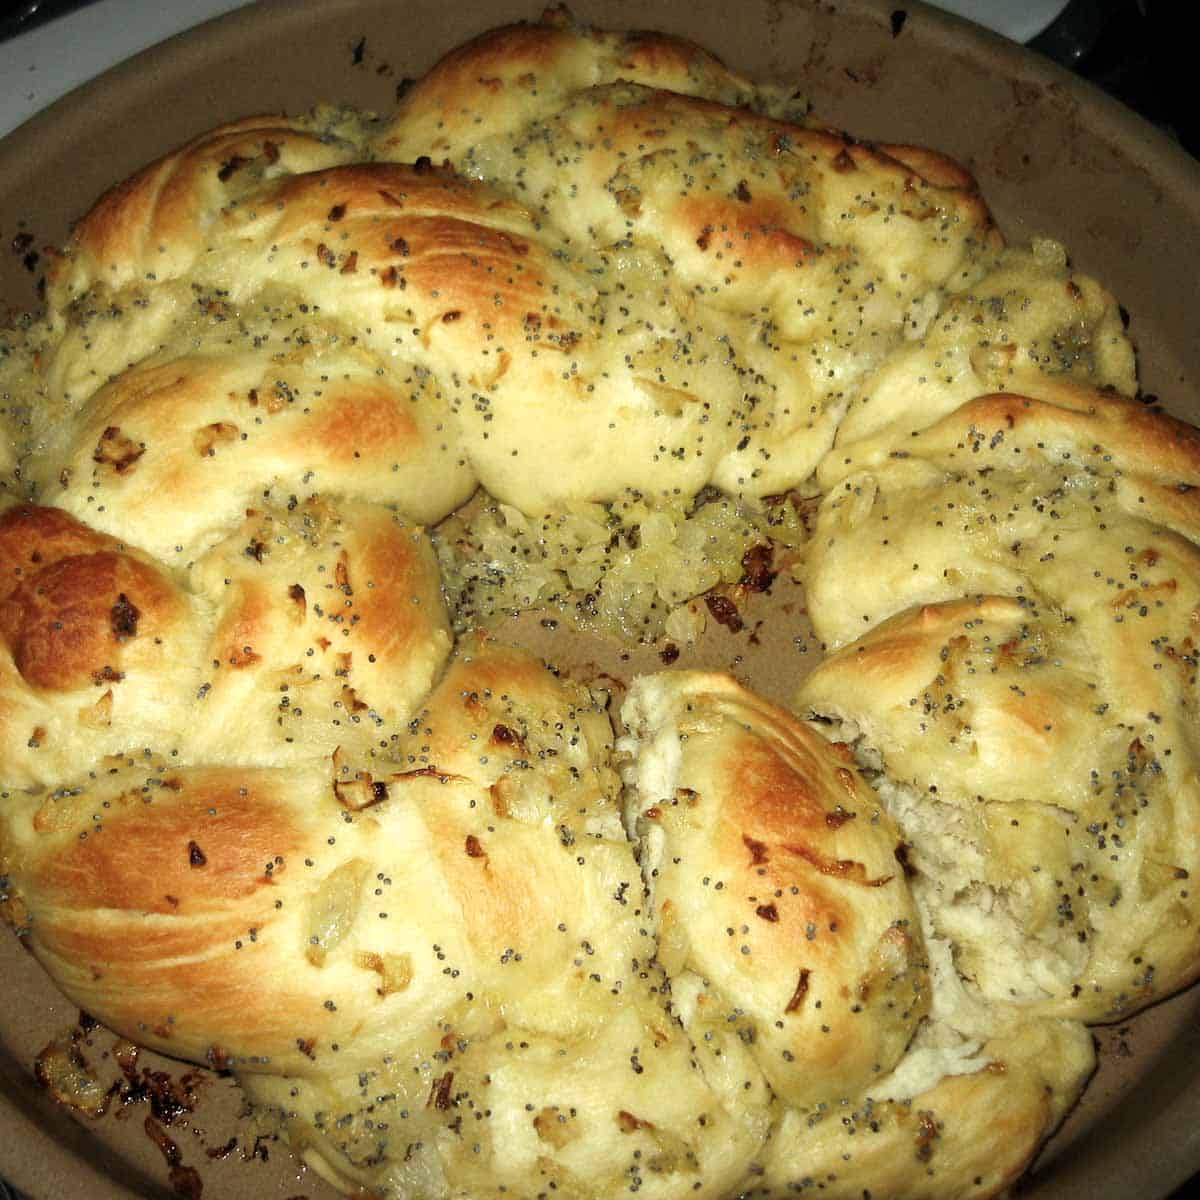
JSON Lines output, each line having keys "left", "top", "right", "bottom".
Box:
{"left": 305, "top": 859, "right": 369, "bottom": 966}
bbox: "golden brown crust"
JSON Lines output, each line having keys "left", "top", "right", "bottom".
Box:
{"left": 4, "top": 765, "right": 344, "bottom": 1066}
{"left": 0, "top": 500, "right": 450, "bottom": 789}
{"left": 622, "top": 671, "right": 929, "bottom": 1111}
{"left": 0, "top": 505, "right": 183, "bottom": 690}
{"left": 53, "top": 115, "right": 363, "bottom": 303}
{"left": 28, "top": 347, "right": 475, "bottom": 550}
{"left": 375, "top": 13, "right": 761, "bottom": 161}
{"left": 0, "top": 505, "right": 201, "bottom": 786}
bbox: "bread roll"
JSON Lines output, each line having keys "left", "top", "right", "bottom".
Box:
{"left": 374, "top": 11, "right": 1004, "bottom": 507}
{"left": 0, "top": 499, "right": 450, "bottom": 788}
{"left": 51, "top": 113, "right": 369, "bottom": 306}
{"left": 26, "top": 347, "right": 476, "bottom": 545}
{"left": 620, "top": 670, "right": 1094, "bottom": 1199}
{"left": 621, "top": 671, "right": 929, "bottom": 1110}
{"left": 798, "top": 379, "right": 1200, "bottom": 1018}
{"left": 0, "top": 503, "right": 202, "bottom": 788}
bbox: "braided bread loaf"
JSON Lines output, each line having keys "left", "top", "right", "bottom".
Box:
{"left": 0, "top": 7, "right": 1193, "bottom": 1200}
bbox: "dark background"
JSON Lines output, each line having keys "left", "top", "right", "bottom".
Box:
{"left": 1031, "top": 0, "right": 1197, "bottom": 161}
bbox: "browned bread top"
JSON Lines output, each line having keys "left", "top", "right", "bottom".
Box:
{"left": 621, "top": 670, "right": 930, "bottom": 1111}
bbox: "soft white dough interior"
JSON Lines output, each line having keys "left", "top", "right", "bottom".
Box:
{"left": 619, "top": 688, "right": 1012, "bottom": 1109}
{"left": 808, "top": 717, "right": 1090, "bottom": 1006}
{"left": 866, "top": 933, "right": 992, "bottom": 1102}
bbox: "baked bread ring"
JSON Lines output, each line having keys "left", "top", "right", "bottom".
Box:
{"left": 0, "top": 7, "right": 1196, "bottom": 1200}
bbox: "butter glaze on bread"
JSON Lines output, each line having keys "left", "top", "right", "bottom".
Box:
{"left": 0, "top": 7, "right": 1197, "bottom": 1200}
